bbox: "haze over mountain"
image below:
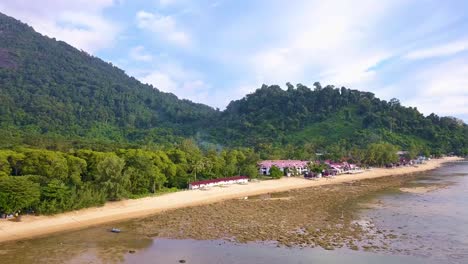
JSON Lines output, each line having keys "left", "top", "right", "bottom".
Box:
{"left": 0, "top": 12, "right": 467, "bottom": 155}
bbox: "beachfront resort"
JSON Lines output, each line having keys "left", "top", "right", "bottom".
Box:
{"left": 188, "top": 153, "right": 432, "bottom": 190}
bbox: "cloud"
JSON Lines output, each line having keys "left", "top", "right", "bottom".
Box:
{"left": 0, "top": 0, "right": 119, "bottom": 53}
{"left": 136, "top": 10, "right": 190, "bottom": 47}
{"left": 405, "top": 39, "right": 468, "bottom": 60}
{"left": 140, "top": 71, "right": 178, "bottom": 92}
{"left": 399, "top": 57, "right": 468, "bottom": 118}
{"left": 243, "top": 0, "right": 395, "bottom": 90}
{"left": 136, "top": 61, "right": 212, "bottom": 104}
{"left": 214, "top": 0, "right": 466, "bottom": 120}
{"left": 129, "top": 45, "right": 153, "bottom": 62}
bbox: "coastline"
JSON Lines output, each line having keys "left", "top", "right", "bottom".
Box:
{"left": 0, "top": 156, "right": 462, "bottom": 243}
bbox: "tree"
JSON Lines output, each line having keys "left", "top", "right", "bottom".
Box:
{"left": 96, "top": 155, "right": 129, "bottom": 200}
{"left": 269, "top": 165, "right": 283, "bottom": 179}
{"left": 0, "top": 177, "right": 40, "bottom": 214}
{"left": 121, "top": 149, "right": 157, "bottom": 195}
{"left": 38, "top": 179, "right": 72, "bottom": 213}
{"left": 308, "top": 162, "right": 327, "bottom": 174}
{"left": 389, "top": 98, "right": 401, "bottom": 107}
{"left": 66, "top": 155, "right": 87, "bottom": 186}
{"left": 364, "top": 142, "right": 399, "bottom": 166}
{"left": 0, "top": 150, "right": 14, "bottom": 178}
{"left": 242, "top": 164, "right": 259, "bottom": 178}
{"left": 22, "top": 149, "right": 68, "bottom": 181}
{"left": 313, "top": 82, "right": 322, "bottom": 91}
{"left": 407, "top": 144, "right": 420, "bottom": 160}
{"left": 192, "top": 159, "right": 206, "bottom": 181}
{"left": 7, "top": 152, "right": 25, "bottom": 176}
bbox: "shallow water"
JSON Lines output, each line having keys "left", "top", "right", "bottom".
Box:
{"left": 358, "top": 161, "right": 468, "bottom": 263}
{"left": 124, "top": 238, "right": 430, "bottom": 264}
{"left": 1, "top": 161, "right": 467, "bottom": 264}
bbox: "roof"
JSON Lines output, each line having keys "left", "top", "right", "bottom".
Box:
{"left": 189, "top": 176, "right": 248, "bottom": 186}
{"left": 258, "top": 160, "right": 308, "bottom": 168}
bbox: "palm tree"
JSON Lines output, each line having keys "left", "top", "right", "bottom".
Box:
{"left": 191, "top": 159, "right": 206, "bottom": 182}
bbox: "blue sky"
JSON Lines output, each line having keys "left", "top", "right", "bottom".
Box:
{"left": 1, "top": 0, "right": 467, "bottom": 121}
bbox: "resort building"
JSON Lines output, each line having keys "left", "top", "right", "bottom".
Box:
{"left": 258, "top": 160, "right": 309, "bottom": 176}
{"left": 326, "top": 161, "right": 360, "bottom": 173}
{"left": 189, "top": 176, "right": 249, "bottom": 190}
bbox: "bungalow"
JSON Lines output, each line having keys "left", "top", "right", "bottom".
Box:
{"left": 328, "top": 162, "right": 345, "bottom": 174}
{"left": 325, "top": 161, "right": 362, "bottom": 174}
{"left": 188, "top": 176, "right": 248, "bottom": 190}
{"left": 258, "top": 160, "right": 309, "bottom": 176}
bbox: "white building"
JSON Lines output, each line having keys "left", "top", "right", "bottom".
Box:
{"left": 258, "top": 160, "right": 309, "bottom": 176}
{"left": 189, "top": 176, "right": 249, "bottom": 190}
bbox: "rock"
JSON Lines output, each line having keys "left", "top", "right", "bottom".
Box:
{"left": 128, "top": 250, "right": 136, "bottom": 254}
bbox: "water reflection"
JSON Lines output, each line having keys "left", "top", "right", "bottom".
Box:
{"left": 125, "top": 238, "right": 430, "bottom": 264}
{"left": 0, "top": 224, "right": 153, "bottom": 264}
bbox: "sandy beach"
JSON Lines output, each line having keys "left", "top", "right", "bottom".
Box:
{"left": 0, "top": 156, "right": 462, "bottom": 243}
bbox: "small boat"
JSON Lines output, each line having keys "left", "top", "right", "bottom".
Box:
{"left": 111, "top": 228, "right": 121, "bottom": 233}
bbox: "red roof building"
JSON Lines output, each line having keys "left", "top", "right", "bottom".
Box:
{"left": 189, "top": 176, "right": 249, "bottom": 190}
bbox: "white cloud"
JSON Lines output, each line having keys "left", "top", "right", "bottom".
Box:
{"left": 129, "top": 45, "right": 153, "bottom": 62}
{"left": 405, "top": 39, "right": 468, "bottom": 60}
{"left": 136, "top": 10, "right": 190, "bottom": 47}
{"left": 408, "top": 96, "right": 468, "bottom": 117}
{"left": 215, "top": 0, "right": 465, "bottom": 120}
{"left": 0, "top": 0, "right": 119, "bottom": 53}
{"left": 244, "top": 0, "right": 396, "bottom": 89}
{"left": 399, "top": 58, "right": 468, "bottom": 117}
{"left": 140, "top": 71, "right": 178, "bottom": 92}
{"left": 136, "top": 61, "right": 212, "bottom": 104}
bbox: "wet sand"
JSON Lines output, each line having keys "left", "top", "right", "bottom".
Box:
{"left": 400, "top": 186, "right": 444, "bottom": 194}
{"left": 133, "top": 174, "right": 418, "bottom": 250}
{"left": 0, "top": 157, "right": 460, "bottom": 243}
{"left": 0, "top": 160, "right": 466, "bottom": 264}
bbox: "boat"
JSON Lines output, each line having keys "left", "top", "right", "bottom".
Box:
{"left": 111, "top": 228, "right": 121, "bottom": 233}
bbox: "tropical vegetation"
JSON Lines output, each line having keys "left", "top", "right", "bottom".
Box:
{"left": 0, "top": 12, "right": 466, "bottom": 215}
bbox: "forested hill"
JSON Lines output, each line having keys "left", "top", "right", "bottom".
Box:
{"left": 212, "top": 83, "right": 467, "bottom": 157}
{"left": 0, "top": 12, "right": 466, "bottom": 156}
{"left": 0, "top": 12, "right": 218, "bottom": 147}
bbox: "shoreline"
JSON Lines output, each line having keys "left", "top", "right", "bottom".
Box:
{"left": 0, "top": 156, "right": 462, "bottom": 243}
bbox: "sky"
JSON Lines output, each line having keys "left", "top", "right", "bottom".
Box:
{"left": 1, "top": 0, "right": 467, "bottom": 121}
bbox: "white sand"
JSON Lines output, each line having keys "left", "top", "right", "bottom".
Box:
{"left": 0, "top": 156, "right": 461, "bottom": 243}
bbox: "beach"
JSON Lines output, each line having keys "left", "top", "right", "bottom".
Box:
{"left": 0, "top": 156, "right": 461, "bottom": 244}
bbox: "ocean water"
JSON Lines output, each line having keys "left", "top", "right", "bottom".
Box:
{"left": 1, "top": 161, "right": 467, "bottom": 264}
{"left": 358, "top": 161, "right": 468, "bottom": 263}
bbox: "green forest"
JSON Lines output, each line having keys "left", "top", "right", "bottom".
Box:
{"left": 0, "top": 140, "right": 259, "bottom": 214}
{"left": 0, "top": 12, "right": 467, "bottom": 215}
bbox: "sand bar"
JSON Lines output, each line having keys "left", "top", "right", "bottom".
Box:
{"left": 0, "top": 156, "right": 462, "bottom": 243}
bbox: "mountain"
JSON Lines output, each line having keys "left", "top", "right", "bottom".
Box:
{"left": 0, "top": 13, "right": 218, "bottom": 148}
{"left": 0, "top": 12, "right": 466, "bottom": 156}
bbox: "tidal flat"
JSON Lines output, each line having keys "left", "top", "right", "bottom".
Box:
{"left": 1, "top": 162, "right": 467, "bottom": 264}
{"left": 133, "top": 175, "right": 419, "bottom": 250}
